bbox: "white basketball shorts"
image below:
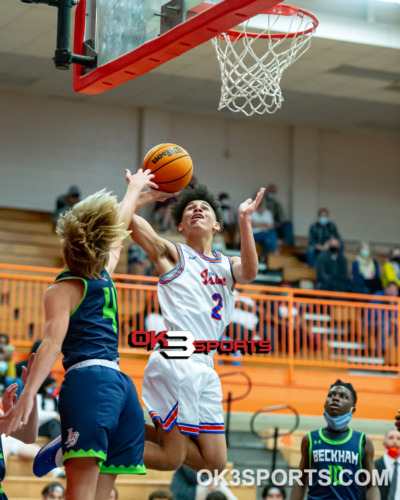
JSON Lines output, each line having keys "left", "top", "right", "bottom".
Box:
{"left": 142, "top": 351, "right": 225, "bottom": 436}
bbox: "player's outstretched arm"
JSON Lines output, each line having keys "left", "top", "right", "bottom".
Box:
{"left": 364, "top": 437, "right": 381, "bottom": 500}
{"left": 129, "top": 189, "right": 180, "bottom": 273}
{"left": 231, "top": 187, "right": 265, "bottom": 284}
{"left": 290, "top": 434, "right": 309, "bottom": 500}
{"left": 4, "top": 355, "right": 39, "bottom": 443}
{"left": 0, "top": 285, "right": 71, "bottom": 436}
{"left": 107, "top": 168, "right": 158, "bottom": 275}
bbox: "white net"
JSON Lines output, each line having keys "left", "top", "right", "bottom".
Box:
{"left": 211, "top": 6, "right": 318, "bottom": 116}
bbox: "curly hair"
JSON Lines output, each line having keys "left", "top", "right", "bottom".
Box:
{"left": 171, "top": 185, "right": 222, "bottom": 227}
{"left": 329, "top": 379, "right": 357, "bottom": 406}
{"left": 56, "top": 189, "right": 130, "bottom": 279}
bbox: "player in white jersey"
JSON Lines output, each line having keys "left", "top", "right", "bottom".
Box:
{"left": 130, "top": 184, "right": 264, "bottom": 473}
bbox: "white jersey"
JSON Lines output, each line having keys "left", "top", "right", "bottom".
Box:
{"left": 158, "top": 243, "right": 235, "bottom": 343}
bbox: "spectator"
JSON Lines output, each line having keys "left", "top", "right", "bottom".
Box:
{"left": 37, "top": 377, "right": 61, "bottom": 441}
{"left": 218, "top": 193, "right": 239, "bottom": 249}
{"left": 148, "top": 490, "right": 174, "bottom": 500}
{"left": 352, "top": 242, "right": 382, "bottom": 294}
{"left": 316, "top": 238, "right": 353, "bottom": 292}
{"left": 0, "top": 345, "right": 23, "bottom": 399}
{"left": 262, "top": 485, "right": 287, "bottom": 499}
{"left": 41, "top": 482, "right": 65, "bottom": 500}
{"left": 127, "top": 241, "right": 155, "bottom": 277}
{"left": 374, "top": 429, "right": 400, "bottom": 500}
{"left": 0, "top": 333, "right": 18, "bottom": 378}
{"left": 307, "top": 208, "right": 342, "bottom": 267}
{"left": 382, "top": 247, "right": 400, "bottom": 289}
{"left": 109, "top": 486, "right": 118, "bottom": 500}
{"left": 53, "top": 185, "right": 81, "bottom": 225}
{"left": 265, "top": 184, "right": 294, "bottom": 246}
{"left": 251, "top": 198, "right": 279, "bottom": 261}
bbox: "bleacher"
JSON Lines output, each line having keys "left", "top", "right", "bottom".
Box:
{"left": 0, "top": 207, "right": 398, "bottom": 499}
{"left": 0, "top": 207, "right": 128, "bottom": 273}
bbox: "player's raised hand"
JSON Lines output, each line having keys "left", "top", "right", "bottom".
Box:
{"left": 2, "top": 383, "right": 19, "bottom": 415}
{"left": 125, "top": 168, "right": 158, "bottom": 192}
{"left": 238, "top": 187, "right": 265, "bottom": 218}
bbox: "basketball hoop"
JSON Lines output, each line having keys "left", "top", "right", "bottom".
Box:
{"left": 211, "top": 4, "right": 319, "bottom": 116}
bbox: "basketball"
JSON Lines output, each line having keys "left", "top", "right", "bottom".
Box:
{"left": 142, "top": 143, "right": 193, "bottom": 193}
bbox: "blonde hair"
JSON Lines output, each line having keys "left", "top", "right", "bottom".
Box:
{"left": 56, "top": 189, "right": 130, "bottom": 279}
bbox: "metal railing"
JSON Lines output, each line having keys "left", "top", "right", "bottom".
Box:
{"left": 1, "top": 264, "right": 399, "bottom": 380}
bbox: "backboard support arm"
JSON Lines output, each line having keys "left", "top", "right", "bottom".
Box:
{"left": 20, "top": 0, "right": 97, "bottom": 70}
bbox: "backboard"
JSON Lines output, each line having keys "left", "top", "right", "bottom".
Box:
{"left": 73, "top": 0, "right": 281, "bottom": 95}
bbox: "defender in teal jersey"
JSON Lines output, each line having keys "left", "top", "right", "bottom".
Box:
{"left": 290, "top": 380, "right": 380, "bottom": 500}
{"left": 0, "top": 169, "right": 173, "bottom": 500}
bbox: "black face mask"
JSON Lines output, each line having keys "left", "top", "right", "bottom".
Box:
{"left": 330, "top": 247, "right": 340, "bottom": 255}
{"left": 391, "top": 257, "right": 400, "bottom": 263}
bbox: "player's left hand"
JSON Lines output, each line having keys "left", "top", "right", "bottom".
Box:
{"left": 238, "top": 187, "right": 265, "bottom": 218}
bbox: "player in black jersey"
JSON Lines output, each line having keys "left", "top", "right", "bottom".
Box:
{"left": 0, "top": 169, "right": 168, "bottom": 500}
{"left": 290, "top": 380, "right": 380, "bottom": 500}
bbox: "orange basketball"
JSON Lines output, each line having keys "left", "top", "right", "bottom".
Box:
{"left": 142, "top": 143, "right": 193, "bottom": 193}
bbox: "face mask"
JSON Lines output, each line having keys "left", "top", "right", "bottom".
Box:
{"left": 391, "top": 257, "right": 400, "bottom": 263}
{"left": 267, "top": 193, "right": 275, "bottom": 199}
{"left": 360, "top": 248, "right": 370, "bottom": 257}
{"left": 330, "top": 247, "right": 340, "bottom": 255}
{"left": 319, "top": 217, "right": 328, "bottom": 225}
{"left": 0, "top": 361, "right": 8, "bottom": 373}
{"left": 323, "top": 409, "right": 353, "bottom": 431}
{"left": 387, "top": 446, "right": 400, "bottom": 459}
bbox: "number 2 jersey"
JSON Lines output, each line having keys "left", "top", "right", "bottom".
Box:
{"left": 157, "top": 243, "right": 236, "bottom": 347}
{"left": 55, "top": 269, "right": 119, "bottom": 370}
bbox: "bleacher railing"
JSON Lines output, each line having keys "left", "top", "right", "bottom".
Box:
{"left": 1, "top": 264, "right": 399, "bottom": 380}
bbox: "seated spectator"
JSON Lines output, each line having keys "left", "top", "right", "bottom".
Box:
{"left": 37, "top": 377, "right": 61, "bottom": 441}
{"left": 148, "top": 490, "right": 174, "bottom": 500}
{"left": 265, "top": 184, "right": 294, "bottom": 246}
{"left": 262, "top": 485, "right": 286, "bottom": 499}
{"left": 352, "top": 242, "right": 382, "bottom": 294}
{"left": 0, "top": 333, "right": 18, "bottom": 378}
{"left": 0, "top": 344, "right": 23, "bottom": 398}
{"left": 127, "top": 241, "right": 155, "bottom": 277}
{"left": 316, "top": 238, "right": 353, "bottom": 292}
{"left": 218, "top": 192, "right": 239, "bottom": 249}
{"left": 251, "top": 198, "right": 278, "bottom": 261}
{"left": 382, "top": 246, "right": 400, "bottom": 289}
{"left": 53, "top": 185, "right": 81, "bottom": 225}
{"left": 109, "top": 486, "right": 118, "bottom": 500}
{"left": 307, "top": 208, "right": 342, "bottom": 267}
{"left": 15, "top": 340, "right": 42, "bottom": 378}
{"left": 41, "top": 482, "right": 65, "bottom": 500}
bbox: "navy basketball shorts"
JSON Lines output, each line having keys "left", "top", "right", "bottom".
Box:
{"left": 58, "top": 365, "right": 145, "bottom": 475}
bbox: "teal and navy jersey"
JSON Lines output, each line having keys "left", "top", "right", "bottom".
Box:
{"left": 307, "top": 428, "right": 365, "bottom": 500}
{"left": 55, "top": 269, "right": 119, "bottom": 370}
{"left": 0, "top": 438, "right": 6, "bottom": 499}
